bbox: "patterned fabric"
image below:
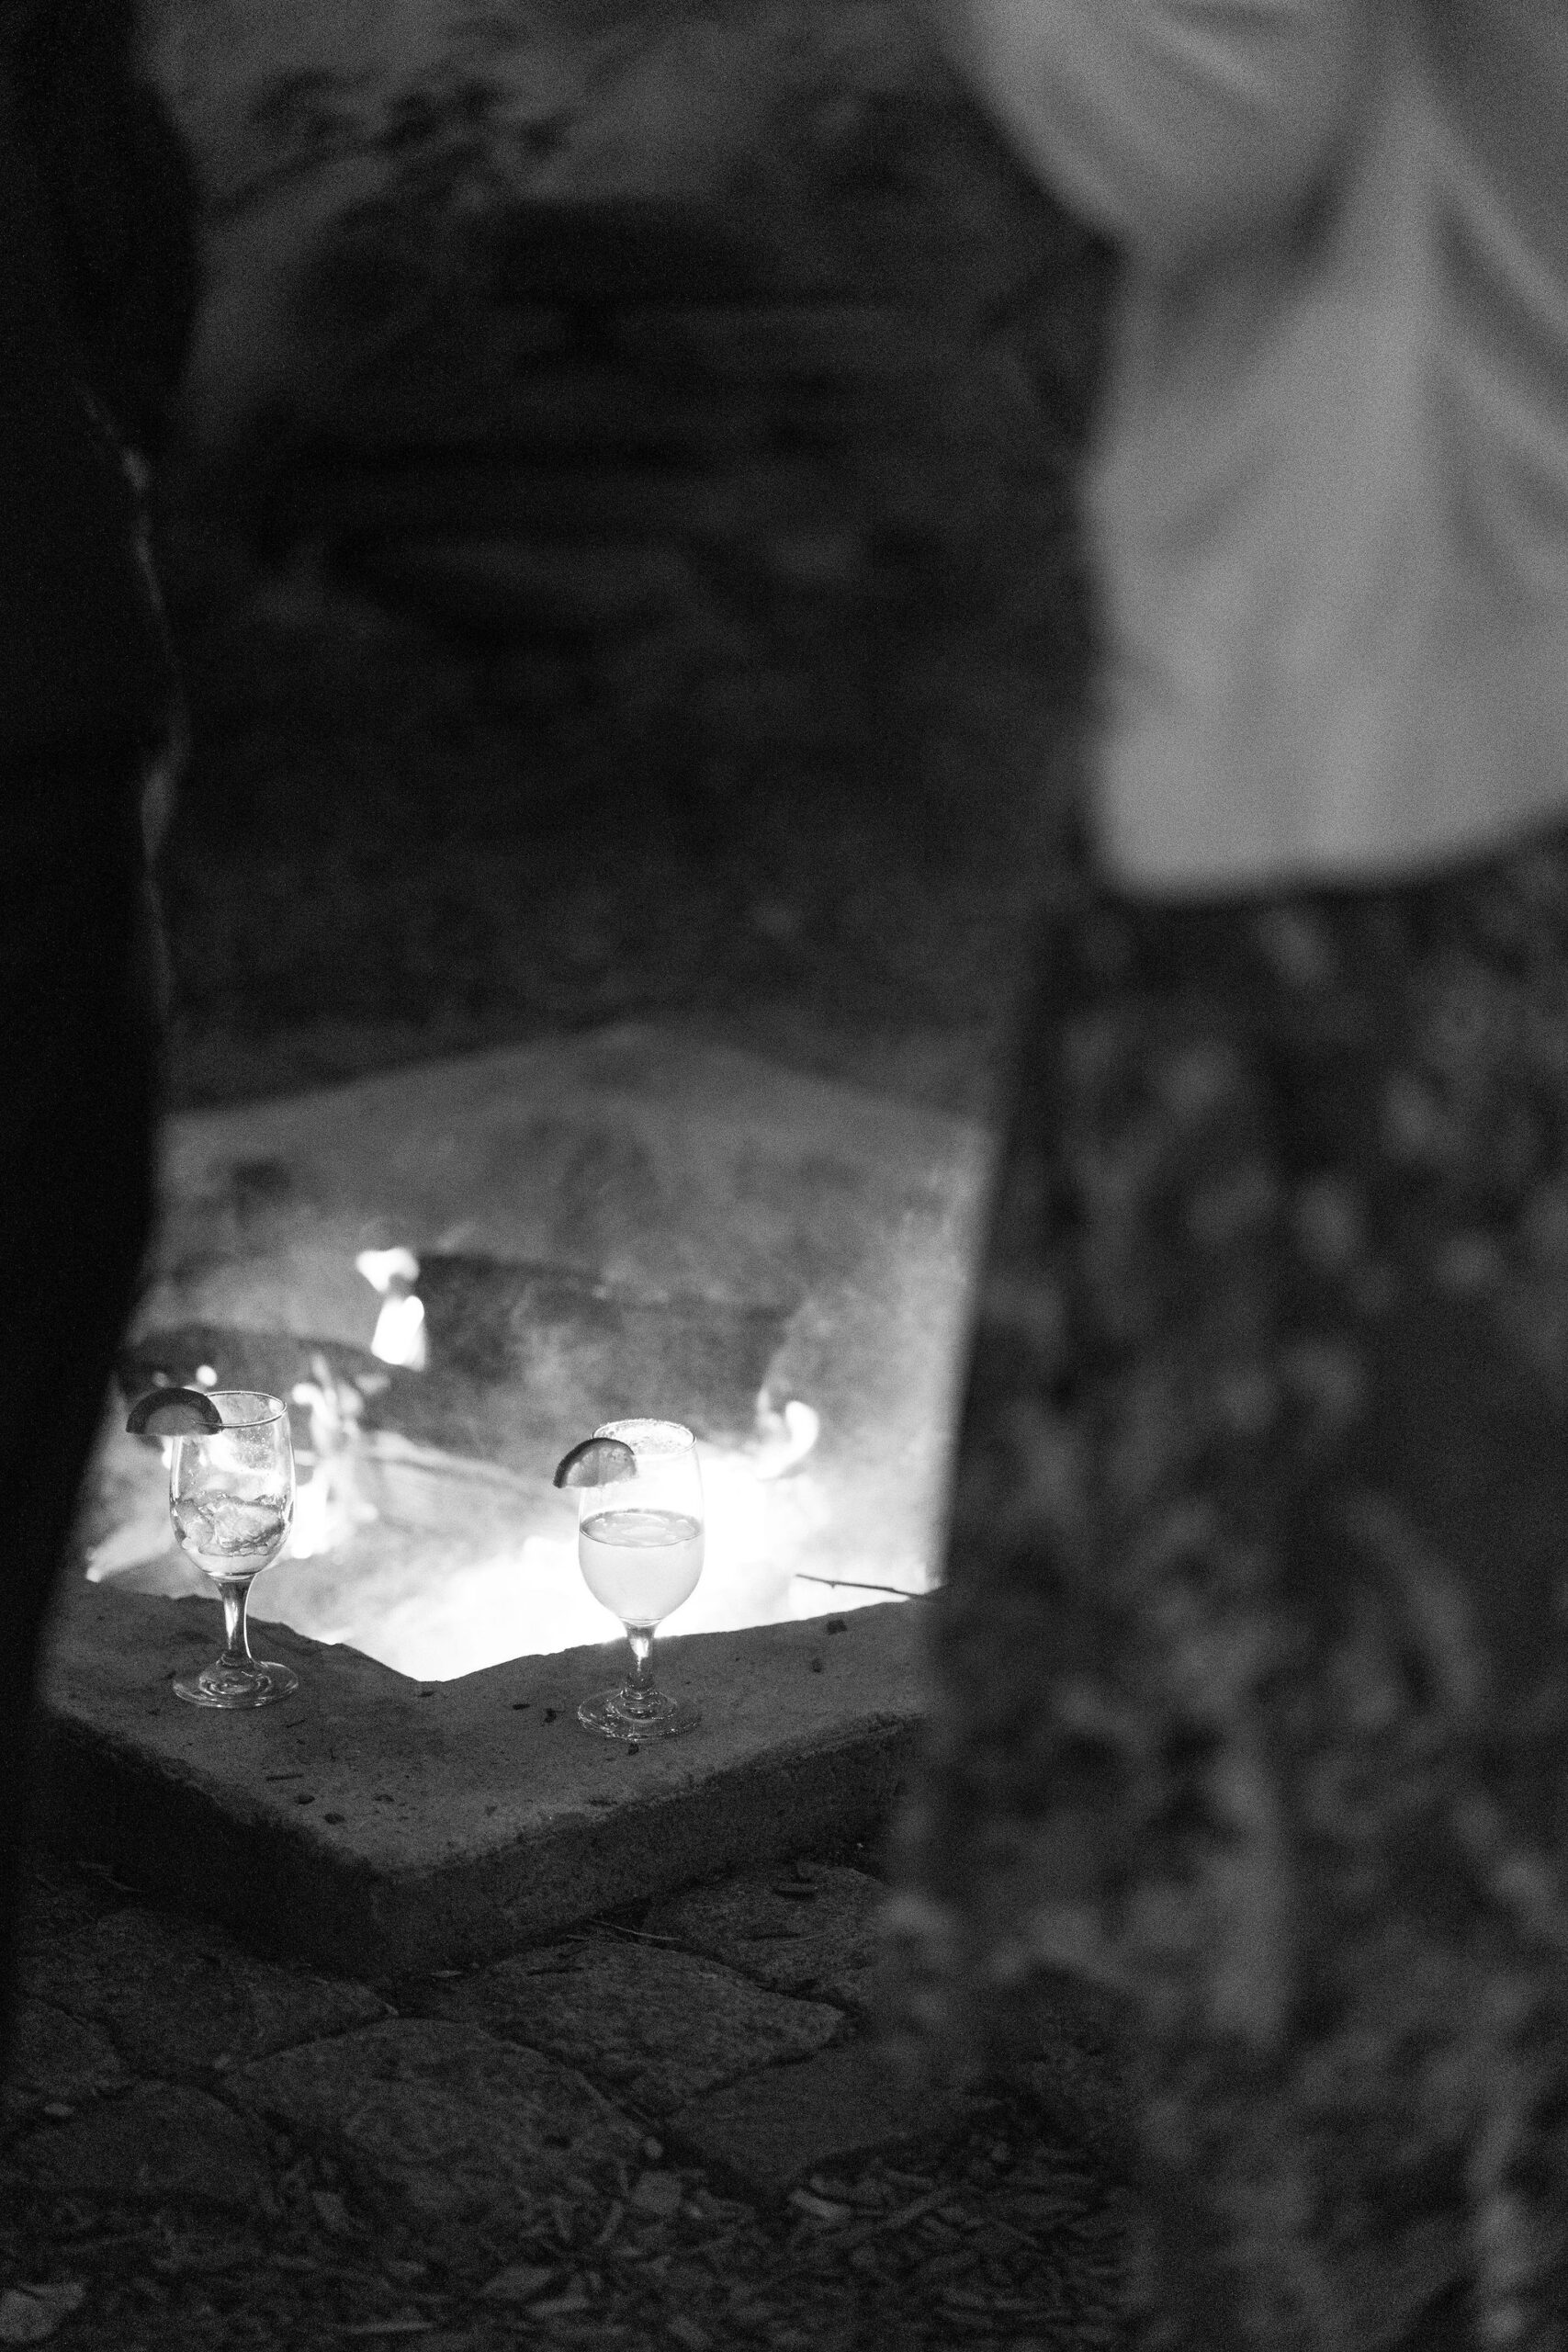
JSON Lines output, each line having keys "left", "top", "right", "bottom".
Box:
{"left": 884, "top": 820, "right": 1568, "bottom": 2344}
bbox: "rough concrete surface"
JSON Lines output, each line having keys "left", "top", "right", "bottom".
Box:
{"left": 233, "top": 2018, "right": 644, "bottom": 2245}
{"left": 34, "top": 1571, "right": 927, "bottom": 1976}
{"left": 17, "top": 1901, "right": 387, "bottom": 2080}
{"left": 4, "top": 1837, "right": 1134, "bottom": 2349}
{"left": 643, "top": 1859, "right": 882, "bottom": 2013}
{"left": 665, "top": 2040, "right": 967, "bottom": 2198}
{"left": 23, "top": 2085, "right": 276, "bottom": 2217}
{"left": 424, "top": 1936, "right": 848, "bottom": 2113}
{"left": 3, "top": 2005, "right": 126, "bottom": 2110}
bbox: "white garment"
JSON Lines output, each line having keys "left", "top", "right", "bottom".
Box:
{"left": 938, "top": 0, "right": 1568, "bottom": 895}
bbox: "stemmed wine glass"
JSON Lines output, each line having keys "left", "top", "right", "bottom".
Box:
{"left": 574, "top": 1419, "right": 704, "bottom": 1739}
{"left": 168, "top": 1391, "right": 298, "bottom": 1708}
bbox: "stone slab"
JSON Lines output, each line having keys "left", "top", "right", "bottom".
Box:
{"left": 18, "top": 1902, "right": 387, "bottom": 2081}
{"left": 482, "top": 198, "right": 815, "bottom": 308}
{"left": 231, "top": 2018, "right": 639, "bottom": 2246}
{"left": 4, "top": 2003, "right": 126, "bottom": 2107}
{"left": 663, "top": 2038, "right": 967, "bottom": 2198}
{"left": 341, "top": 536, "right": 700, "bottom": 636}
{"left": 323, "top": 372, "right": 784, "bottom": 462}
{"left": 277, "top": 455, "right": 841, "bottom": 551}
{"left": 23, "top": 2083, "right": 275, "bottom": 2214}
{"left": 603, "top": 302, "right": 964, "bottom": 382}
{"left": 644, "top": 1859, "right": 882, "bottom": 2014}
{"left": 34, "top": 1573, "right": 929, "bottom": 1978}
{"left": 426, "top": 1937, "right": 845, "bottom": 2114}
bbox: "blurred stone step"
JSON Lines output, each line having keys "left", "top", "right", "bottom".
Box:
{"left": 333, "top": 535, "right": 701, "bottom": 638}
{"left": 279, "top": 309, "right": 578, "bottom": 451}
{"left": 717, "top": 526, "right": 880, "bottom": 599}
{"left": 288, "top": 210, "right": 570, "bottom": 362}
{"left": 478, "top": 196, "right": 847, "bottom": 308}
{"left": 738, "top": 364, "right": 1039, "bottom": 463}
{"left": 698, "top": 663, "right": 874, "bottom": 756}
{"left": 604, "top": 302, "right": 964, "bottom": 384}
{"left": 322, "top": 367, "right": 783, "bottom": 460}
{"left": 269, "top": 455, "right": 849, "bottom": 552}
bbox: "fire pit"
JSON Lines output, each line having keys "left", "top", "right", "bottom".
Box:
{"left": 78, "top": 1023, "right": 991, "bottom": 1680}
{"left": 40, "top": 1025, "right": 990, "bottom": 1968}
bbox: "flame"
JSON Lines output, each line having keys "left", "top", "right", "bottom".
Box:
{"left": 95, "top": 1242, "right": 916, "bottom": 1674}
{"left": 92, "top": 1349, "right": 914, "bottom": 1674}
{"left": 355, "top": 1247, "right": 428, "bottom": 1370}
{"left": 288, "top": 1351, "right": 377, "bottom": 1559}
{"left": 370, "top": 1292, "right": 427, "bottom": 1369}
{"left": 407, "top": 1406, "right": 887, "bottom": 1679}
{"left": 751, "top": 1393, "right": 820, "bottom": 1480}
{"left": 355, "top": 1247, "right": 419, "bottom": 1291}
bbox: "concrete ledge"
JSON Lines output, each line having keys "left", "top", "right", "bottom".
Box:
{"left": 35, "top": 1574, "right": 929, "bottom": 1978}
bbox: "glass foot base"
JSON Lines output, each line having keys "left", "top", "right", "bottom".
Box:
{"left": 578, "top": 1689, "right": 699, "bottom": 1741}
{"left": 174, "top": 1659, "right": 299, "bottom": 1710}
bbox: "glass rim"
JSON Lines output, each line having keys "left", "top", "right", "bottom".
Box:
{"left": 199, "top": 1389, "right": 289, "bottom": 1430}
{"left": 592, "top": 1418, "right": 695, "bottom": 1458}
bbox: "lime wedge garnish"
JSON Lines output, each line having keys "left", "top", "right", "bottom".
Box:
{"left": 552, "top": 1436, "right": 637, "bottom": 1488}
{"left": 126, "top": 1385, "right": 224, "bottom": 1438}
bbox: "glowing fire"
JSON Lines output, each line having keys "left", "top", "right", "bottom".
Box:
{"left": 288, "top": 1351, "right": 379, "bottom": 1560}
{"left": 274, "top": 1248, "right": 427, "bottom": 1565}
{"left": 89, "top": 1251, "right": 916, "bottom": 1681}
{"left": 752, "top": 1396, "right": 820, "bottom": 1480}
{"left": 355, "top": 1247, "right": 427, "bottom": 1370}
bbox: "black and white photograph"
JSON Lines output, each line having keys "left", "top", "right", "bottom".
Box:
{"left": 4, "top": 4, "right": 1567, "bottom": 2346}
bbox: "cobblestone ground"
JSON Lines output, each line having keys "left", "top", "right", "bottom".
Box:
{"left": 2, "top": 1838, "right": 1130, "bottom": 2350}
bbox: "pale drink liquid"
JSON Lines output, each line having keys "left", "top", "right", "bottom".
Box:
{"left": 579, "top": 1508, "right": 703, "bottom": 1626}
{"left": 174, "top": 1489, "right": 292, "bottom": 1583}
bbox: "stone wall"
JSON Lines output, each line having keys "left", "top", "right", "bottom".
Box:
{"left": 141, "top": 0, "right": 1114, "bottom": 854}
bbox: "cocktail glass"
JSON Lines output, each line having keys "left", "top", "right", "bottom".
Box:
{"left": 169, "top": 1391, "right": 298, "bottom": 1708}
{"left": 576, "top": 1419, "right": 703, "bottom": 1739}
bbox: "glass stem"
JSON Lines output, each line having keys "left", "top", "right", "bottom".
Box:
{"left": 621, "top": 1627, "right": 657, "bottom": 1716}
{"left": 218, "top": 1578, "right": 254, "bottom": 1669}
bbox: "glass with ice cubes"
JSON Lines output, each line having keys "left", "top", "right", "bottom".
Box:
{"left": 167, "top": 1390, "right": 298, "bottom": 1708}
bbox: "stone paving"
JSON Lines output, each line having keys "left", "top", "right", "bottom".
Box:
{"left": 1, "top": 1836, "right": 1134, "bottom": 2349}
